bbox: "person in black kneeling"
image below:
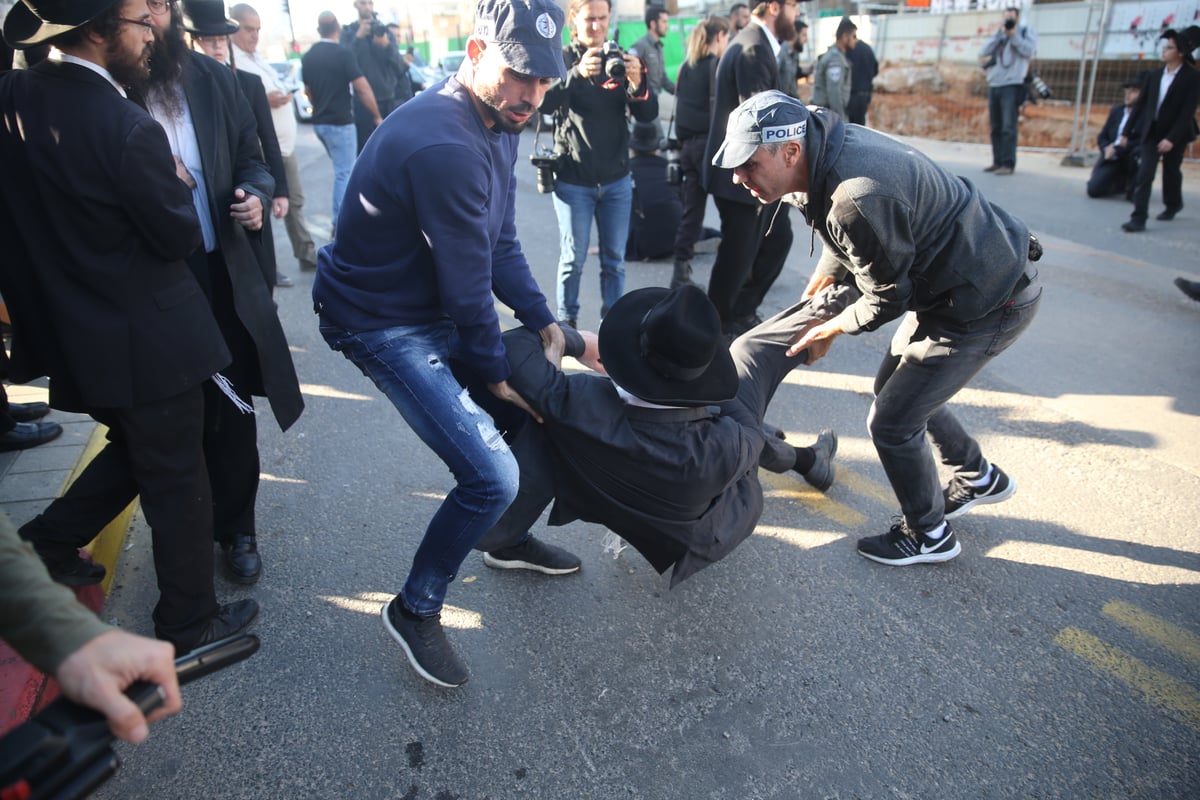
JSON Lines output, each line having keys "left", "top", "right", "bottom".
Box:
{"left": 1086, "top": 79, "right": 1141, "bottom": 199}
{"left": 626, "top": 122, "right": 683, "bottom": 268}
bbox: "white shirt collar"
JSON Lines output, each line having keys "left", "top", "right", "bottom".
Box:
{"left": 751, "top": 16, "right": 782, "bottom": 59}
{"left": 56, "top": 52, "right": 127, "bottom": 97}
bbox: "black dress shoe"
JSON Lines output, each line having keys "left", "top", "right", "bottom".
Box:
{"left": 8, "top": 401, "right": 50, "bottom": 422}
{"left": 0, "top": 421, "right": 63, "bottom": 452}
{"left": 41, "top": 552, "right": 106, "bottom": 586}
{"left": 1121, "top": 219, "right": 1145, "bottom": 233}
{"left": 1156, "top": 208, "right": 1180, "bottom": 221}
{"left": 222, "top": 533, "right": 262, "bottom": 584}
{"left": 179, "top": 599, "right": 260, "bottom": 655}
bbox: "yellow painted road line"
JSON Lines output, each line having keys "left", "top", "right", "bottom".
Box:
{"left": 1054, "top": 627, "right": 1200, "bottom": 732}
{"left": 65, "top": 425, "right": 137, "bottom": 596}
{"left": 1103, "top": 600, "right": 1200, "bottom": 667}
{"left": 829, "top": 467, "right": 897, "bottom": 510}
{"left": 759, "top": 470, "right": 866, "bottom": 528}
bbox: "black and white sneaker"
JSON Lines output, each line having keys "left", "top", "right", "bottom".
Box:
{"left": 943, "top": 465, "right": 1015, "bottom": 520}
{"left": 857, "top": 520, "right": 961, "bottom": 566}
{"left": 484, "top": 536, "right": 581, "bottom": 575}
{"left": 382, "top": 596, "right": 469, "bottom": 688}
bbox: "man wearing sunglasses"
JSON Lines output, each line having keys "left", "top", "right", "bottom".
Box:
{"left": 0, "top": 0, "right": 253, "bottom": 653}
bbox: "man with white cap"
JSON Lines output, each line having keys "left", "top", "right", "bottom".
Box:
{"left": 714, "top": 90, "right": 1043, "bottom": 568}
{"left": 315, "top": 0, "right": 570, "bottom": 689}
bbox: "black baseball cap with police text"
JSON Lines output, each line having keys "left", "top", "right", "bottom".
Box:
{"left": 472, "top": 0, "right": 566, "bottom": 81}
{"left": 713, "top": 90, "right": 813, "bottom": 170}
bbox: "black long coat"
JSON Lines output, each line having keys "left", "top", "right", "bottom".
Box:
{"left": 702, "top": 22, "right": 780, "bottom": 204}
{"left": 0, "top": 61, "right": 230, "bottom": 411}
{"left": 184, "top": 51, "right": 304, "bottom": 431}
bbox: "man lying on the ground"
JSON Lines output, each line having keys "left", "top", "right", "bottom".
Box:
{"left": 464, "top": 282, "right": 859, "bottom": 586}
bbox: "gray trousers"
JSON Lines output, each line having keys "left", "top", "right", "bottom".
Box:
{"left": 869, "top": 275, "right": 1042, "bottom": 532}
{"left": 476, "top": 283, "right": 861, "bottom": 552}
{"left": 282, "top": 152, "right": 317, "bottom": 269}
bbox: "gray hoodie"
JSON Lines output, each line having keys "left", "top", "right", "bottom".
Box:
{"left": 786, "top": 109, "right": 1032, "bottom": 335}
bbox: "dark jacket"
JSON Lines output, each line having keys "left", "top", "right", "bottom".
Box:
{"left": 626, "top": 153, "right": 682, "bottom": 260}
{"left": 540, "top": 41, "right": 658, "bottom": 187}
{"left": 491, "top": 326, "right": 764, "bottom": 586}
{"left": 0, "top": 61, "right": 230, "bottom": 412}
{"left": 1125, "top": 62, "right": 1199, "bottom": 148}
{"left": 794, "top": 109, "right": 1031, "bottom": 333}
{"left": 703, "top": 21, "right": 780, "bottom": 203}
{"left": 183, "top": 51, "right": 304, "bottom": 431}
{"left": 235, "top": 69, "right": 284, "bottom": 284}
{"left": 673, "top": 54, "right": 718, "bottom": 140}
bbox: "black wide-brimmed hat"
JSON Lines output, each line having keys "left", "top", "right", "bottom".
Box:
{"left": 598, "top": 285, "right": 737, "bottom": 408}
{"left": 182, "top": 0, "right": 238, "bottom": 36}
{"left": 2, "top": 0, "right": 117, "bottom": 49}
{"left": 630, "top": 121, "right": 663, "bottom": 153}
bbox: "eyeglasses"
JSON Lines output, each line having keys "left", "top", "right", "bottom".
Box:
{"left": 147, "top": 0, "right": 175, "bottom": 13}
{"left": 118, "top": 16, "right": 156, "bottom": 30}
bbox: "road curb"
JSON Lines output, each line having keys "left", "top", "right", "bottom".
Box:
{"left": 0, "top": 424, "right": 137, "bottom": 736}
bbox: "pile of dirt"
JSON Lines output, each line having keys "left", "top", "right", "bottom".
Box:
{"left": 866, "top": 61, "right": 1107, "bottom": 150}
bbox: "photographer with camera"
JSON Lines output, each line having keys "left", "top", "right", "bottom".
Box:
{"left": 540, "top": 0, "right": 657, "bottom": 328}
{"left": 978, "top": 6, "right": 1037, "bottom": 175}
{"left": 342, "top": 0, "right": 405, "bottom": 152}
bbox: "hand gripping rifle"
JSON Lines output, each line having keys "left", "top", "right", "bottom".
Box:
{"left": 0, "top": 634, "right": 259, "bottom": 800}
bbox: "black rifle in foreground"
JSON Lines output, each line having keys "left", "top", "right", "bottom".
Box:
{"left": 0, "top": 633, "right": 259, "bottom": 800}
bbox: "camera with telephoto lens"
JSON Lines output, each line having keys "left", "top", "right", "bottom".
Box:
{"left": 1004, "top": 18, "right": 1017, "bottom": 30}
{"left": 530, "top": 153, "right": 560, "bottom": 194}
{"left": 664, "top": 138, "right": 682, "bottom": 185}
{"left": 598, "top": 40, "right": 626, "bottom": 84}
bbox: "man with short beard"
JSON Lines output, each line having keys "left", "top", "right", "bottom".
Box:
{"left": 314, "top": 0, "right": 570, "bottom": 689}
{"left": 702, "top": 0, "right": 798, "bottom": 338}
{"left": 143, "top": 0, "right": 304, "bottom": 586}
{"left": 0, "top": 0, "right": 258, "bottom": 653}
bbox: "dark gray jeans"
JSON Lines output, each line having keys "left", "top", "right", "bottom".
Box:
{"left": 869, "top": 276, "right": 1042, "bottom": 532}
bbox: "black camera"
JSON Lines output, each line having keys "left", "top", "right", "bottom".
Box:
{"left": 370, "top": 22, "right": 388, "bottom": 38}
{"left": 664, "top": 138, "right": 681, "bottom": 186}
{"left": 530, "top": 154, "right": 559, "bottom": 194}
{"left": 598, "top": 40, "right": 626, "bottom": 84}
{"left": 1004, "top": 18, "right": 1017, "bottom": 30}
{"left": 1029, "top": 72, "right": 1051, "bottom": 99}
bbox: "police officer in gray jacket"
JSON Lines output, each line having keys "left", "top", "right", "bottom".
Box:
{"left": 714, "top": 90, "right": 1043, "bottom": 567}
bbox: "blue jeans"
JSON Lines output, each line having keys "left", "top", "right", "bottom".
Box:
{"left": 987, "top": 84, "right": 1024, "bottom": 169}
{"left": 319, "top": 318, "right": 520, "bottom": 616}
{"left": 551, "top": 174, "right": 632, "bottom": 322}
{"left": 867, "top": 279, "right": 1041, "bottom": 533}
{"left": 313, "top": 123, "right": 356, "bottom": 224}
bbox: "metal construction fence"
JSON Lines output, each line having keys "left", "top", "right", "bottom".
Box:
{"left": 800, "top": 1, "right": 1199, "bottom": 164}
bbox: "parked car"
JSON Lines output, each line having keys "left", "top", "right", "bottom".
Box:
{"left": 271, "top": 60, "right": 312, "bottom": 122}
{"left": 437, "top": 50, "right": 466, "bottom": 77}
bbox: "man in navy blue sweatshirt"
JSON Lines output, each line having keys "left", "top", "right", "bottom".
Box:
{"left": 314, "top": 0, "right": 571, "bottom": 689}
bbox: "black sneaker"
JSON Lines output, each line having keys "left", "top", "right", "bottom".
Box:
{"left": 857, "top": 521, "right": 961, "bottom": 566}
{"left": 484, "top": 537, "right": 581, "bottom": 575}
{"left": 943, "top": 465, "right": 1015, "bottom": 520}
{"left": 797, "top": 429, "right": 837, "bottom": 492}
{"left": 382, "top": 597, "right": 469, "bottom": 688}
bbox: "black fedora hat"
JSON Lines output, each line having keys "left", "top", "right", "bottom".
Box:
{"left": 598, "top": 285, "right": 737, "bottom": 407}
{"left": 2, "top": 0, "right": 119, "bottom": 49}
{"left": 630, "top": 121, "right": 663, "bottom": 153}
{"left": 182, "top": 0, "right": 238, "bottom": 36}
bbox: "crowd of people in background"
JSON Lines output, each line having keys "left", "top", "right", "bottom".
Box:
{"left": 0, "top": 0, "right": 1196, "bottom": 748}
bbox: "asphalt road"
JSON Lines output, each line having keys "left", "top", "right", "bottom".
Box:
{"left": 93, "top": 120, "right": 1200, "bottom": 800}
